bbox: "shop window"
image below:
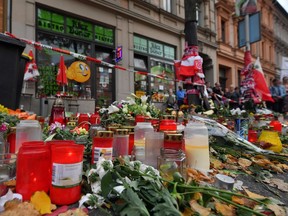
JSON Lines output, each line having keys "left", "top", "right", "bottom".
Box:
{"left": 134, "top": 55, "right": 148, "bottom": 97}
{"left": 150, "top": 58, "right": 175, "bottom": 102}
{"left": 95, "top": 47, "right": 114, "bottom": 107}
{"left": 36, "top": 33, "right": 92, "bottom": 98}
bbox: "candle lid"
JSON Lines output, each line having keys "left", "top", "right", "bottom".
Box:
{"left": 120, "top": 126, "right": 134, "bottom": 133}
{"left": 115, "top": 129, "right": 129, "bottom": 135}
{"left": 96, "top": 131, "right": 114, "bottom": 138}
{"left": 107, "top": 126, "right": 119, "bottom": 132}
{"left": 164, "top": 133, "right": 183, "bottom": 142}
{"left": 161, "top": 115, "right": 176, "bottom": 120}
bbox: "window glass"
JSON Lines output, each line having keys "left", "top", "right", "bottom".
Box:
{"left": 36, "top": 33, "right": 92, "bottom": 98}
{"left": 150, "top": 58, "right": 175, "bottom": 102}
{"left": 163, "top": 0, "right": 172, "bottom": 13}
{"left": 134, "top": 56, "right": 148, "bottom": 97}
{"left": 95, "top": 49, "right": 114, "bottom": 106}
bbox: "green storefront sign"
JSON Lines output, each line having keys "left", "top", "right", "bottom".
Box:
{"left": 37, "top": 9, "right": 64, "bottom": 33}
{"left": 37, "top": 8, "right": 114, "bottom": 45}
{"left": 134, "top": 36, "right": 175, "bottom": 60}
{"left": 148, "top": 41, "right": 163, "bottom": 57}
{"left": 66, "top": 17, "right": 93, "bottom": 40}
{"left": 95, "top": 25, "right": 114, "bottom": 45}
{"left": 134, "top": 36, "right": 148, "bottom": 53}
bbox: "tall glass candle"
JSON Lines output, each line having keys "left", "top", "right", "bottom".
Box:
{"left": 50, "top": 142, "right": 84, "bottom": 205}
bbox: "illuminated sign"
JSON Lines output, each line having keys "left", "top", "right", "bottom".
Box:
{"left": 115, "top": 46, "right": 123, "bottom": 63}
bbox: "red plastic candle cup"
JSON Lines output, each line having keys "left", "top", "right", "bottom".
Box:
{"left": 269, "top": 120, "right": 282, "bottom": 132}
{"left": 7, "top": 132, "right": 16, "bottom": 153}
{"left": 164, "top": 133, "right": 184, "bottom": 150}
{"left": 50, "top": 143, "right": 84, "bottom": 205}
{"left": 16, "top": 141, "right": 50, "bottom": 200}
{"left": 78, "top": 113, "right": 90, "bottom": 130}
{"left": 248, "top": 130, "right": 258, "bottom": 143}
{"left": 135, "top": 115, "right": 146, "bottom": 124}
{"left": 90, "top": 113, "right": 100, "bottom": 125}
{"left": 129, "top": 133, "right": 134, "bottom": 155}
{"left": 159, "top": 119, "right": 177, "bottom": 132}
{"left": 91, "top": 131, "right": 114, "bottom": 164}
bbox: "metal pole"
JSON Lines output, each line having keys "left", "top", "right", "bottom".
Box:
{"left": 184, "top": 0, "right": 198, "bottom": 46}
{"left": 245, "top": 14, "right": 250, "bottom": 51}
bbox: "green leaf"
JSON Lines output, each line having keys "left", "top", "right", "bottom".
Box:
{"left": 101, "top": 171, "right": 116, "bottom": 198}
{"left": 118, "top": 188, "right": 150, "bottom": 216}
{"left": 151, "top": 202, "right": 181, "bottom": 216}
{"left": 236, "top": 207, "right": 254, "bottom": 216}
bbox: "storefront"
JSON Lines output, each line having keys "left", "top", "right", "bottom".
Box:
{"left": 133, "top": 35, "right": 176, "bottom": 103}
{"left": 36, "top": 5, "right": 115, "bottom": 107}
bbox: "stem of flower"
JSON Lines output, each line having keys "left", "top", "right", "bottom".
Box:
{"left": 202, "top": 191, "right": 265, "bottom": 216}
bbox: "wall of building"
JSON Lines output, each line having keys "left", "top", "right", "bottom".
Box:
{"left": 274, "top": 1, "right": 288, "bottom": 78}
{"left": 215, "top": 0, "right": 276, "bottom": 89}
{"left": 11, "top": 0, "right": 217, "bottom": 114}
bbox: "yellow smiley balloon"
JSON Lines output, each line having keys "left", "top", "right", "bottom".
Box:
{"left": 67, "top": 61, "right": 91, "bottom": 83}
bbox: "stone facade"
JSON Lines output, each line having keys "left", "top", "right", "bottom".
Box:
{"left": 273, "top": 0, "right": 288, "bottom": 78}
{"left": 10, "top": 0, "right": 217, "bottom": 114}
{"left": 215, "top": 0, "right": 275, "bottom": 89}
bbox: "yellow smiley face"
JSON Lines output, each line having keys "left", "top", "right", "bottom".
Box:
{"left": 67, "top": 61, "right": 91, "bottom": 83}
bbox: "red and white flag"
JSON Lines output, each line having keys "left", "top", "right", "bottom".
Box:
{"left": 253, "top": 57, "right": 274, "bottom": 102}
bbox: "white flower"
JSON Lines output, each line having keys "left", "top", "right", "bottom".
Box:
{"left": 113, "top": 185, "right": 125, "bottom": 194}
{"left": 95, "top": 157, "right": 113, "bottom": 179}
{"left": 130, "top": 93, "right": 139, "bottom": 98}
{"left": 230, "top": 108, "right": 245, "bottom": 116}
{"left": 78, "top": 193, "right": 105, "bottom": 209}
{"left": 141, "top": 95, "right": 148, "bottom": 104}
{"left": 87, "top": 169, "right": 97, "bottom": 183}
{"left": 142, "top": 104, "right": 147, "bottom": 110}
{"left": 99, "top": 108, "right": 107, "bottom": 114}
{"left": 146, "top": 112, "right": 151, "bottom": 118}
{"left": 108, "top": 105, "right": 120, "bottom": 114}
{"left": 91, "top": 181, "right": 101, "bottom": 194}
{"left": 122, "top": 104, "right": 128, "bottom": 113}
{"left": 139, "top": 163, "right": 149, "bottom": 173}
{"left": 127, "top": 98, "right": 136, "bottom": 105}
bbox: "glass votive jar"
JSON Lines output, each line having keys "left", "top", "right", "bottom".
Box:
{"left": 157, "top": 148, "right": 185, "bottom": 181}
{"left": 113, "top": 129, "right": 129, "bottom": 157}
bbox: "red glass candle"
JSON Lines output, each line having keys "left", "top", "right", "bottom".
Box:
{"left": 164, "top": 133, "right": 184, "bottom": 150}
{"left": 50, "top": 143, "right": 84, "bottom": 205}
{"left": 248, "top": 130, "right": 258, "bottom": 143}
{"left": 16, "top": 141, "right": 50, "bottom": 200}
{"left": 78, "top": 113, "right": 90, "bottom": 130}
{"left": 91, "top": 131, "right": 113, "bottom": 164}
{"left": 49, "top": 106, "right": 66, "bottom": 125}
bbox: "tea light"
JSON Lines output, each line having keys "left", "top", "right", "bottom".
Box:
{"left": 215, "top": 174, "right": 235, "bottom": 190}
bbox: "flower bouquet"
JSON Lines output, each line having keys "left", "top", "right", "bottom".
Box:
{"left": 99, "top": 94, "right": 162, "bottom": 128}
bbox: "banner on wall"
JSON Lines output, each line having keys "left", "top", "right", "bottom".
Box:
{"left": 280, "top": 56, "right": 288, "bottom": 81}
{"left": 235, "top": 0, "right": 257, "bottom": 17}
